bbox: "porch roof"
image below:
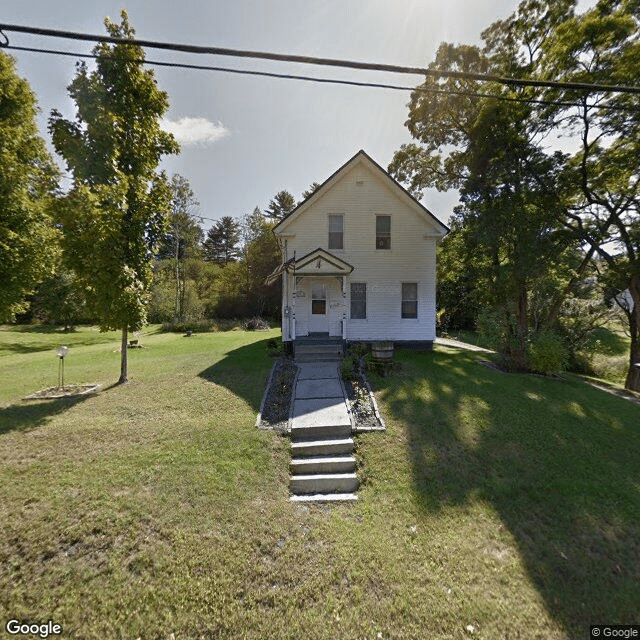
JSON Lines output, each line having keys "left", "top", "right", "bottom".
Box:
{"left": 293, "top": 248, "right": 354, "bottom": 276}
{"left": 265, "top": 248, "right": 353, "bottom": 284}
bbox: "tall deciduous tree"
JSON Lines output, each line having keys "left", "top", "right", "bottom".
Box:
{"left": 0, "top": 51, "right": 59, "bottom": 321}
{"left": 49, "top": 11, "right": 179, "bottom": 383}
{"left": 390, "top": 0, "right": 640, "bottom": 385}
{"left": 157, "top": 174, "right": 202, "bottom": 321}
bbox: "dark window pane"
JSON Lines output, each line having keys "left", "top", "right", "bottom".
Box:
{"left": 350, "top": 282, "right": 366, "bottom": 319}
{"left": 376, "top": 215, "right": 391, "bottom": 233}
{"left": 402, "top": 283, "right": 418, "bottom": 318}
{"left": 402, "top": 282, "right": 417, "bottom": 300}
{"left": 312, "top": 300, "right": 326, "bottom": 315}
{"left": 329, "top": 215, "right": 343, "bottom": 249}
{"left": 376, "top": 236, "right": 391, "bottom": 250}
{"left": 402, "top": 301, "right": 418, "bottom": 318}
{"left": 311, "top": 283, "right": 326, "bottom": 300}
{"left": 376, "top": 215, "right": 391, "bottom": 250}
{"left": 351, "top": 301, "right": 366, "bottom": 319}
{"left": 329, "top": 232, "right": 343, "bottom": 249}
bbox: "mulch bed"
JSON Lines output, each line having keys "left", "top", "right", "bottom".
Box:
{"left": 258, "top": 356, "right": 297, "bottom": 433}
{"left": 258, "top": 353, "right": 385, "bottom": 433}
{"left": 24, "top": 384, "right": 100, "bottom": 400}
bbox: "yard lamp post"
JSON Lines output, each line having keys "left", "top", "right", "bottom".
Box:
{"left": 57, "top": 346, "right": 68, "bottom": 390}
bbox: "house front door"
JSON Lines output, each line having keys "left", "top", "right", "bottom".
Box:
{"left": 309, "top": 280, "right": 329, "bottom": 333}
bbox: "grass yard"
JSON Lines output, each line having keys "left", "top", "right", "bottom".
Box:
{"left": 1, "top": 327, "right": 639, "bottom": 639}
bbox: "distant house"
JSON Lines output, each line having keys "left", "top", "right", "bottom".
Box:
{"left": 270, "top": 150, "right": 449, "bottom": 351}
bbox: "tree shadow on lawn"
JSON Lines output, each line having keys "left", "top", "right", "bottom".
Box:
{"left": 0, "top": 394, "right": 97, "bottom": 436}
{"left": 197, "top": 336, "right": 275, "bottom": 413}
{"left": 380, "top": 348, "right": 640, "bottom": 636}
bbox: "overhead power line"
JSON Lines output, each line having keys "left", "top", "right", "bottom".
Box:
{"left": 1, "top": 22, "right": 640, "bottom": 96}
{"left": 3, "top": 44, "right": 634, "bottom": 113}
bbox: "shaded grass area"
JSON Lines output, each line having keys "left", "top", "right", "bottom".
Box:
{"left": 368, "top": 348, "right": 640, "bottom": 638}
{"left": 1, "top": 327, "right": 639, "bottom": 639}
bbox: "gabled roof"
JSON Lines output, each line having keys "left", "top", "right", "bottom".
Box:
{"left": 273, "top": 149, "right": 449, "bottom": 236}
{"left": 294, "top": 247, "right": 354, "bottom": 275}
{"left": 263, "top": 248, "right": 353, "bottom": 285}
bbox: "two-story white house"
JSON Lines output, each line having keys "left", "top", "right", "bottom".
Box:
{"left": 271, "top": 150, "right": 449, "bottom": 352}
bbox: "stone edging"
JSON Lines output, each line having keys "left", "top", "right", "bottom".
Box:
{"left": 285, "top": 364, "right": 301, "bottom": 434}
{"left": 255, "top": 361, "right": 279, "bottom": 429}
{"left": 354, "top": 356, "right": 386, "bottom": 432}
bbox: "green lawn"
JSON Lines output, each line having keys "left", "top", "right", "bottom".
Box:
{"left": 1, "top": 326, "right": 638, "bottom": 639}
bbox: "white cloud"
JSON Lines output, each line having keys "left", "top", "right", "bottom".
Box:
{"left": 161, "top": 117, "right": 230, "bottom": 146}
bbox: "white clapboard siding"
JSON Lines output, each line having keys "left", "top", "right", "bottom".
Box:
{"left": 277, "top": 152, "right": 446, "bottom": 342}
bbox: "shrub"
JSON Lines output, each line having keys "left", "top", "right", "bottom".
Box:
{"left": 241, "top": 317, "right": 270, "bottom": 331}
{"left": 527, "top": 331, "right": 568, "bottom": 375}
{"left": 161, "top": 319, "right": 213, "bottom": 333}
{"left": 341, "top": 356, "right": 355, "bottom": 381}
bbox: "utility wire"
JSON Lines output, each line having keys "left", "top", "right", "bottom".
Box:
{"left": 2, "top": 22, "right": 640, "bottom": 96}
{"left": 4, "top": 44, "right": 634, "bottom": 113}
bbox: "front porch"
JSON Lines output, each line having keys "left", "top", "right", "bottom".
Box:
{"left": 294, "top": 333, "right": 344, "bottom": 363}
{"left": 276, "top": 247, "right": 354, "bottom": 344}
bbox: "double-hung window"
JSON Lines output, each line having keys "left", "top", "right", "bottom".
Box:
{"left": 376, "top": 215, "right": 391, "bottom": 250}
{"left": 350, "top": 283, "right": 366, "bottom": 319}
{"left": 401, "top": 283, "right": 418, "bottom": 318}
{"left": 328, "top": 214, "right": 343, "bottom": 250}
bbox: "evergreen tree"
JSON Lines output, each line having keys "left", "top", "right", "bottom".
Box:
{"left": 203, "top": 216, "right": 241, "bottom": 264}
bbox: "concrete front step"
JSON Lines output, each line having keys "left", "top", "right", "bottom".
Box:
{"left": 290, "top": 493, "right": 358, "bottom": 502}
{"left": 290, "top": 455, "right": 355, "bottom": 475}
{"left": 291, "top": 422, "right": 351, "bottom": 441}
{"left": 290, "top": 472, "right": 359, "bottom": 494}
{"left": 291, "top": 437, "right": 354, "bottom": 457}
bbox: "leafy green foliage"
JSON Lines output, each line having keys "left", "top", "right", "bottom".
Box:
{"left": 0, "top": 52, "right": 60, "bottom": 321}
{"left": 527, "top": 331, "right": 568, "bottom": 375}
{"left": 391, "top": 0, "right": 640, "bottom": 386}
{"left": 49, "top": 11, "right": 179, "bottom": 382}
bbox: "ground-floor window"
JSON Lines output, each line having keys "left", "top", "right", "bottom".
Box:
{"left": 401, "top": 282, "right": 418, "bottom": 318}
{"left": 350, "top": 282, "right": 366, "bottom": 319}
{"left": 311, "top": 282, "right": 326, "bottom": 314}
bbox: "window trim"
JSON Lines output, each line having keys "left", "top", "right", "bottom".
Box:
{"left": 328, "top": 214, "right": 344, "bottom": 250}
{"left": 401, "top": 282, "right": 418, "bottom": 319}
{"left": 376, "top": 215, "right": 391, "bottom": 250}
{"left": 350, "top": 282, "right": 367, "bottom": 320}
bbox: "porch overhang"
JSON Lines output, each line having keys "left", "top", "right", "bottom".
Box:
{"left": 293, "top": 247, "right": 354, "bottom": 276}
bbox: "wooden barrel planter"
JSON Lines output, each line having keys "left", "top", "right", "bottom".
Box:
{"left": 371, "top": 342, "right": 394, "bottom": 376}
{"left": 372, "top": 342, "right": 393, "bottom": 361}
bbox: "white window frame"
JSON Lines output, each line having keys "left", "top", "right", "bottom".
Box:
{"left": 401, "top": 282, "right": 418, "bottom": 319}
{"left": 328, "top": 214, "right": 344, "bottom": 250}
{"left": 376, "top": 215, "right": 391, "bottom": 250}
{"left": 350, "top": 282, "right": 366, "bottom": 319}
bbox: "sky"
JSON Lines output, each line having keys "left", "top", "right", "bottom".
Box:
{"left": 3, "top": 0, "right": 593, "bottom": 231}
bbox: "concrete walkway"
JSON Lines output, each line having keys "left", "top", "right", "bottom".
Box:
{"left": 437, "top": 337, "right": 495, "bottom": 353}
{"left": 289, "top": 361, "right": 357, "bottom": 501}
{"left": 291, "top": 362, "right": 350, "bottom": 431}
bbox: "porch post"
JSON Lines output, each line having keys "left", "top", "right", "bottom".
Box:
{"left": 292, "top": 253, "right": 297, "bottom": 340}
{"left": 342, "top": 275, "right": 347, "bottom": 342}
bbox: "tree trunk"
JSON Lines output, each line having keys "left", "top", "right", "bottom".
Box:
{"left": 624, "top": 275, "right": 640, "bottom": 392}
{"left": 508, "top": 283, "right": 529, "bottom": 371}
{"left": 119, "top": 325, "right": 128, "bottom": 384}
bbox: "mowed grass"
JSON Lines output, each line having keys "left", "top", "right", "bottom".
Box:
{"left": 1, "top": 327, "right": 639, "bottom": 639}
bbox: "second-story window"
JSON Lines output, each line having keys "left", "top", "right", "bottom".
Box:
{"left": 376, "top": 215, "right": 391, "bottom": 250}
{"left": 328, "top": 214, "right": 343, "bottom": 250}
